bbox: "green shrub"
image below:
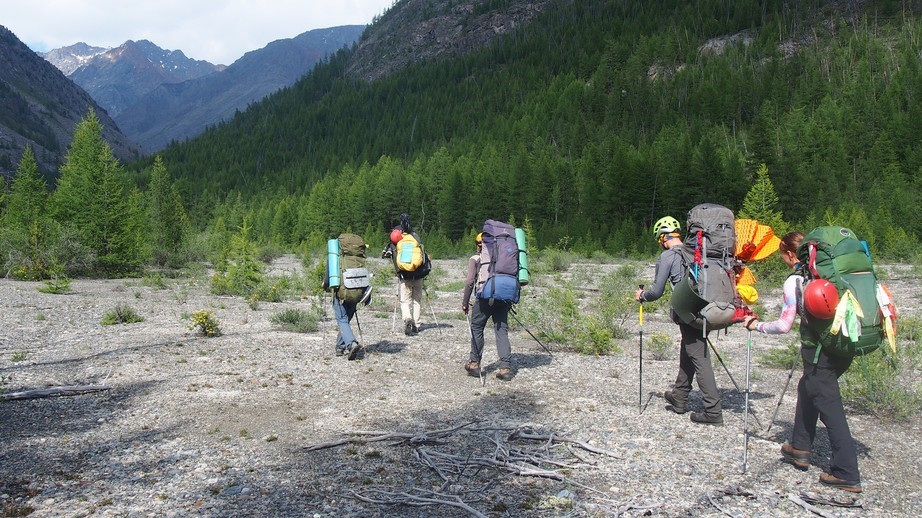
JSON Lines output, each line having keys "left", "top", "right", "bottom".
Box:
{"left": 189, "top": 310, "right": 222, "bottom": 337}
{"left": 758, "top": 341, "right": 800, "bottom": 369}
{"left": 647, "top": 332, "right": 674, "bottom": 360}
{"left": 841, "top": 351, "right": 922, "bottom": 421}
{"left": 100, "top": 303, "right": 145, "bottom": 325}
{"left": 598, "top": 264, "right": 644, "bottom": 339}
{"left": 37, "top": 276, "right": 73, "bottom": 294}
{"left": 270, "top": 308, "right": 321, "bottom": 333}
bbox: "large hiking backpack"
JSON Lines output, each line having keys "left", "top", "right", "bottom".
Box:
{"left": 395, "top": 233, "right": 424, "bottom": 273}
{"left": 671, "top": 203, "right": 742, "bottom": 331}
{"left": 335, "top": 233, "right": 370, "bottom": 304}
{"left": 796, "top": 226, "right": 883, "bottom": 360}
{"left": 476, "top": 219, "right": 521, "bottom": 303}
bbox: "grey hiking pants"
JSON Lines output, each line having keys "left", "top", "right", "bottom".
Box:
{"left": 792, "top": 347, "right": 860, "bottom": 483}
{"left": 672, "top": 322, "right": 722, "bottom": 416}
{"left": 468, "top": 299, "right": 512, "bottom": 369}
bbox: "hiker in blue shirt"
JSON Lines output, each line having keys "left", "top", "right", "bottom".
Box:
{"left": 636, "top": 216, "right": 723, "bottom": 425}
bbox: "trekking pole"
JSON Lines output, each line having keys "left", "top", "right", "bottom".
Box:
{"left": 422, "top": 286, "right": 442, "bottom": 336}
{"left": 706, "top": 336, "right": 763, "bottom": 429}
{"left": 766, "top": 357, "right": 799, "bottom": 434}
{"left": 467, "top": 310, "right": 485, "bottom": 387}
{"left": 742, "top": 329, "right": 752, "bottom": 474}
{"left": 638, "top": 284, "right": 644, "bottom": 415}
{"left": 391, "top": 280, "right": 399, "bottom": 334}
{"left": 509, "top": 306, "right": 553, "bottom": 356}
{"left": 354, "top": 306, "right": 365, "bottom": 347}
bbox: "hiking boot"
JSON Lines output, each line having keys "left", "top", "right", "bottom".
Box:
{"left": 781, "top": 443, "right": 810, "bottom": 470}
{"left": 347, "top": 341, "right": 361, "bottom": 361}
{"left": 495, "top": 368, "right": 513, "bottom": 381}
{"left": 335, "top": 347, "right": 346, "bottom": 357}
{"left": 819, "top": 472, "right": 862, "bottom": 493}
{"left": 404, "top": 319, "right": 416, "bottom": 336}
{"left": 663, "top": 390, "right": 686, "bottom": 414}
{"left": 465, "top": 361, "right": 481, "bottom": 377}
{"left": 690, "top": 411, "right": 723, "bottom": 425}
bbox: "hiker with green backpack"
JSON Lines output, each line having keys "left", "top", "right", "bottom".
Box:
{"left": 742, "top": 228, "right": 881, "bottom": 493}
{"left": 324, "top": 233, "right": 372, "bottom": 361}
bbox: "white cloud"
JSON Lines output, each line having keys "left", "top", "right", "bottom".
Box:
{"left": 4, "top": 0, "right": 394, "bottom": 65}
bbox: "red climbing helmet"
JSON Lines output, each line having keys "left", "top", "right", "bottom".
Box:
{"left": 389, "top": 228, "right": 403, "bottom": 244}
{"left": 803, "top": 280, "right": 839, "bottom": 320}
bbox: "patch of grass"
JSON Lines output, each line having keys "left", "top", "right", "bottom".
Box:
{"left": 100, "top": 303, "right": 145, "bottom": 325}
{"left": 142, "top": 272, "right": 168, "bottom": 289}
{"left": 270, "top": 307, "right": 320, "bottom": 333}
{"left": 11, "top": 351, "right": 28, "bottom": 362}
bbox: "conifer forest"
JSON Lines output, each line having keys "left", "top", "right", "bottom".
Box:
{"left": 3, "top": 0, "right": 922, "bottom": 278}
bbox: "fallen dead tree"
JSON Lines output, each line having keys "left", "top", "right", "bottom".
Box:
{"left": 0, "top": 384, "right": 112, "bottom": 401}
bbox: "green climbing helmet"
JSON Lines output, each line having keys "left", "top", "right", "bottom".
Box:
{"left": 652, "top": 216, "right": 681, "bottom": 236}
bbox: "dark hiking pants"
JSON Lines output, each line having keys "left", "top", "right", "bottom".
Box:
{"left": 672, "top": 322, "right": 722, "bottom": 416}
{"left": 468, "top": 299, "right": 512, "bottom": 369}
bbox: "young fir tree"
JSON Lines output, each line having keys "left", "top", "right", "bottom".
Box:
{"left": 738, "top": 163, "right": 786, "bottom": 233}
{"left": 1, "top": 147, "right": 50, "bottom": 279}
{"left": 50, "top": 109, "right": 147, "bottom": 276}
{"left": 147, "top": 156, "right": 189, "bottom": 266}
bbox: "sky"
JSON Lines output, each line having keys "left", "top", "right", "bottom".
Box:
{"left": 3, "top": 0, "right": 396, "bottom": 65}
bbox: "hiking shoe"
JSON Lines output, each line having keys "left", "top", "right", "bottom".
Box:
{"left": 496, "top": 368, "right": 513, "bottom": 381}
{"left": 335, "top": 347, "right": 346, "bottom": 357}
{"left": 781, "top": 443, "right": 810, "bottom": 470}
{"left": 347, "top": 341, "right": 361, "bottom": 361}
{"left": 465, "top": 361, "right": 481, "bottom": 377}
{"left": 404, "top": 319, "right": 416, "bottom": 336}
{"left": 819, "top": 472, "right": 862, "bottom": 493}
{"left": 663, "top": 390, "right": 686, "bottom": 414}
{"left": 690, "top": 411, "right": 723, "bottom": 425}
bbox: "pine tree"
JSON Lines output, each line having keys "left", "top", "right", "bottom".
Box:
{"left": 738, "top": 163, "right": 786, "bottom": 232}
{"left": 2, "top": 147, "right": 46, "bottom": 230}
{"left": 147, "top": 156, "right": 190, "bottom": 266}
{"left": 51, "top": 110, "right": 146, "bottom": 275}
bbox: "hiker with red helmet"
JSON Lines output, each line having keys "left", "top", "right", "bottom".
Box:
{"left": 742, "top": 231, "right": 863, "bottom": 493}
{"left": 381, "top": 213, "right": 430, "bottom": 336}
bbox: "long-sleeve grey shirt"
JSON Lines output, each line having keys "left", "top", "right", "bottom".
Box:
{"left": 639, "top": 246, "right": 685, "bottom": 303}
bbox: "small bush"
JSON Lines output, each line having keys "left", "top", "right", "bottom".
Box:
{"left": 37, "top": 276, "right": 72, "bottom": 294}
{"left": 647, "top": 332, "right": 674, "bottom": 360}
{"left": 100, "top": 303, "right": 145, "bottom": 325}
{"left": 142, "top": 272, "right": 168, "bottom": 289}
{"left": 758, "top": 341, "right": 800, "bottom": 369}
{"left": 270, "top": 308, "right": 320, "bottom": 333}
{"left": 189, "top": 310, "right": 222, "bottom": 337}
{"left": 842, "top": 351, "right": 922, "bottom": 421}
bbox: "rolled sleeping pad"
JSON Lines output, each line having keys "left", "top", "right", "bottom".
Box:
{"left": 327, "top": 238, "right": 341, "bottom": 289}
{"left": 515, "top": 227, "right": 529, "bottom": 286}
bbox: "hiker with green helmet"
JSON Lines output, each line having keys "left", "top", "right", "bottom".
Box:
{"left": 635, "top": 216, "right": 724, "bottom": 425}
{"left": 742, "top": 231, "right": 863, "bottom": 493}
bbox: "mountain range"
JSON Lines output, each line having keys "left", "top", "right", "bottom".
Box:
{"left": 43, "top": 25, "right": 366, "bottom": 152}
{"left": 0, "top": 25, "right": 141, "bottom": 177}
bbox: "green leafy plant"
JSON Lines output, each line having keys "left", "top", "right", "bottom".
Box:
{"left": 188, "top": 310, "right": 222, "bottom": 337}
{"left": 100, "top": 303, "right": 145, "bottom": 325}
{"left": 647, "top": 332, "right": 674, "bottom": 361}
{"left": 37, "top": 276, "right": 72, "bottom": 294}
{"left": 270, "top": 308, "right": 320, "bottom": 333}
{"left": 11, "top": 351, "right": 28, "bottom": 362}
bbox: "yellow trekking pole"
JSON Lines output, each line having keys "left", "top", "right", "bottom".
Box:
{"left": 638, "top": 284, "right": 644, "bottom": 414}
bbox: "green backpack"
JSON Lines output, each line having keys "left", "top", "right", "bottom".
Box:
{"left": 796, "top": 226, "right": 882, "bottom": 361}
{"left": 336, "top": 233, "right": 369, "bottom": 304}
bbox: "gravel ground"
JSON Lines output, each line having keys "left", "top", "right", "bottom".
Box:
{"left": 1, "top": 256, "right": 920, "bottom": 517}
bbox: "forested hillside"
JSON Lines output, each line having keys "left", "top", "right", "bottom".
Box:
{"left": 4, "top": 0, "right": 921, "bottom": 279}
{"left": 142, "top": 0, "right": 920, "bottom": 258}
